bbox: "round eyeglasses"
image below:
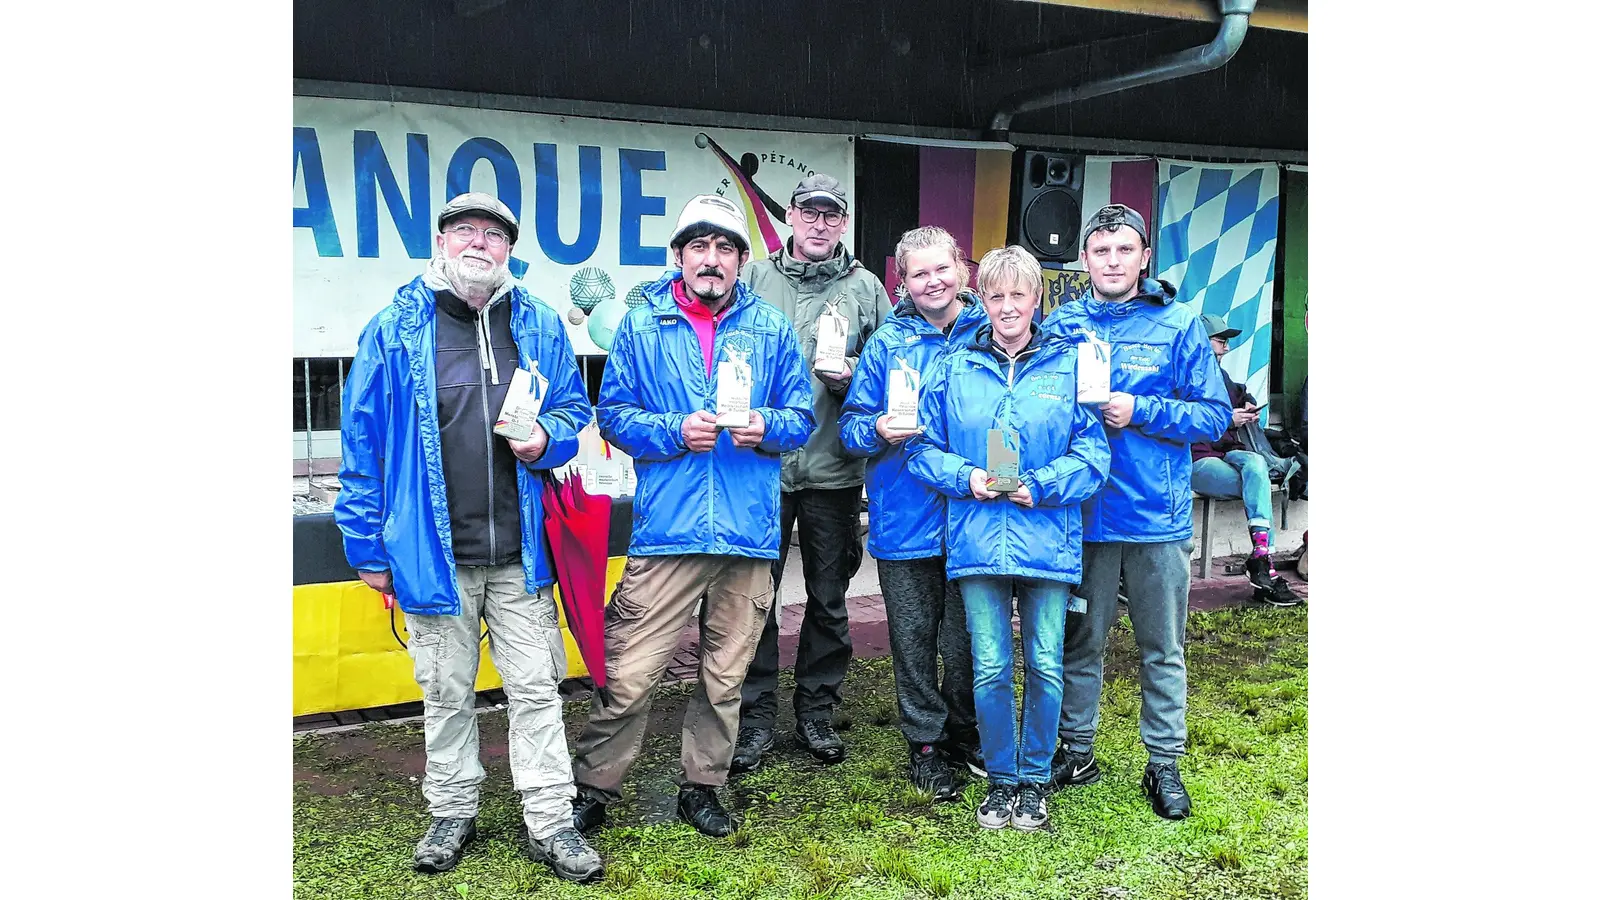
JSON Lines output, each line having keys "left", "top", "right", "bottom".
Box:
{"left": 447, "top": 222, "right": 510, "bottom": 246}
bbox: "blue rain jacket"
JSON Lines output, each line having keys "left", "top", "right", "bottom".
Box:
{"left": 334, "top": 276, "right": 594, "bottom": 615}
{"left": 597, "top": 273, "right": 815, "bottom": 559}
{"left": 1040, "top": 278, "right": 1231, "bottom": 543}
{"left": 838, "top": 295, "right": 987, "bottom": 560}
{"left": 906, "top": 325, "right": 1110, "bottom": 583}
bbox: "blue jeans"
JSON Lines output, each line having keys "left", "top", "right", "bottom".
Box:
{"left": 1192, "top": 450, "right": 1274, "bottom": 535}
{"left": 958, "top": 576, "right": 1072, "bottom": 785}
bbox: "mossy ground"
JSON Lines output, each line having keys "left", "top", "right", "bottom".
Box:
{"left": 294, "top": 603, "right": 1308, "bottom": 899}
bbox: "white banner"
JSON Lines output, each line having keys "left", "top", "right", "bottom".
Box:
{"left": 293, "top": 96, "right": 856, "bottom": 357}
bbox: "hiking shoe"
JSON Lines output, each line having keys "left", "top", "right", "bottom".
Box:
{"left": 1011, "top": 783, "right": 1049, "bottom": 831}
{"left": 1049, "top": 744, "right": 1102, "bottom": 788}
{"left": 677, "top": 783, "right": 737, "bottom": 837}
{"left": 1255, "top": 575, "right": 1302, "bottom": 607}
{"left": 730, "top": 726, "right": 775, "bottom": 774}
{"left": 976, "top": 782, "right": 1017, "bottom": 829}
{"left": 1244, "top": 554, "right": 1276, "bottom": 591}
{"left": 571, "top": 787, "right": 608, "bottom": 833}
{"left": 527, "top": 827, "right": 604, "bottom": 884}
{"left": 1142, "top": 761, "right": 1192, "bottom": 820}
{"left": 413, "top": 816, "right": 476, "bottom": 873}
{"left": 796, "top": 718, "right": 846, "bottom": 764}
{"left": 907, "top": 743, "right": 959, "bottom": 801}
{"left": 938, "top": 740, "right": 987, "bottom": 778}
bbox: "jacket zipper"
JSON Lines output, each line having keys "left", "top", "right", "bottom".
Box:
{"left": 698, "top": 303, "right": 717, "bottom": 541}
{"left": 478, "top": 306, "right": 498, "bottom": 562}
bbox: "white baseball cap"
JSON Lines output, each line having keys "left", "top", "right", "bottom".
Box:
{"left": 669, "top": 194, "right": 751, "bottom": 254}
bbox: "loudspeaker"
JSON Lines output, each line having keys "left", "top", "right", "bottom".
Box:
{"left": 1009, "top": 151, "right": 1085, "bottom": 263}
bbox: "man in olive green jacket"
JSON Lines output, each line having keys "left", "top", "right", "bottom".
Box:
{"left": 733, "top": 173, "right": 894, "bottom": 771}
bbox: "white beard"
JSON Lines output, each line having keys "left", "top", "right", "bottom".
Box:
{"left": 443, "top": 254, "right": 507, "bottom": 305}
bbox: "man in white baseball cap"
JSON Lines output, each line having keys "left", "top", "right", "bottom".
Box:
{"left": 569, "top": 193, "right": 816, "bottom": 840}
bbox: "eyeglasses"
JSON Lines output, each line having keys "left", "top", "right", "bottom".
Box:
{"left": 447, "top": 222, "right": 510, "bottom": 247}
{"left": 795, "top": 207, "right": 845, "bottom": 227}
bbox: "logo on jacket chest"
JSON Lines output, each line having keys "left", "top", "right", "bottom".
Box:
{"left": 1025, "top": 371, "right": 1070, "bottom": 403}
{"left": 1117, "top": 341, "right": 1168, "bottom": 375}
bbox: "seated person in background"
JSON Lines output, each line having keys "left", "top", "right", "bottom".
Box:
{"left": 1190, "top": 314, "right": 1300, "bottom": 607}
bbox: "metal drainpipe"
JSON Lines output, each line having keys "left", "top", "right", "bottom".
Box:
{"left": 988, "top": 0, "right": 1258, "bottom": 137}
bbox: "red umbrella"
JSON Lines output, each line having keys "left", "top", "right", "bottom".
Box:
{"left": 541, "top": 469, "right": 615, "bottom": 707}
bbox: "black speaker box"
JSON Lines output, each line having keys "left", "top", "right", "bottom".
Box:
{"left": 1009, "top": 151, "right": 1085, "bottom": 263}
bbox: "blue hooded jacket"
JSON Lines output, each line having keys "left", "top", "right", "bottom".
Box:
{"left": 334, "top": 276, "right": 594, "bottom": 615}
{"left": 597, "top": 273, "right": 815, "bottom": 558}
{"left": 838, "top": 294, "right": 987, "bottom": 560}
{"left": 1040, "top": 278, "right": 1231, "bottom": 543}
{"left": 906, "top": 324, "right": 1110, "bottom": 584}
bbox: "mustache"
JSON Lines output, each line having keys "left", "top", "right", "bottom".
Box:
{"left": 697, "top": 267, "right": 725, "bottom": 278}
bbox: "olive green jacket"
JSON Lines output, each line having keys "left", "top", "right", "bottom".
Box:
{"left": 742, "top": 241, "right": 893, "bottom": 492}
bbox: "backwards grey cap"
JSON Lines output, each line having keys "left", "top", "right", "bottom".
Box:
{"left": 791, "top": 173, "right": 848, "bottom": 211}
{"left": 437, "top": 191, "right": 519, "bottom": 244}
{"left": 1079, "top": 203, "right": 1147, "bottom": 250}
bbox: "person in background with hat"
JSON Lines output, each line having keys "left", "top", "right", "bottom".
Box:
{"left": 732, "top": 173, "right": 894, "bottom": 773}
{"left": 569, "top": 195, "right": 815, "bottom": 839}
{"left": 1190, "top": 314, "right": 1301, "bottom": 606}
{"left": 1039, "top": 203, "right": 1231, "bottom": 820}
{"left": 334, "top": 192, "right": 602, "bottom": 881}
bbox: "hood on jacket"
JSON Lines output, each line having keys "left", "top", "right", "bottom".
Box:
{"left": 775, "top": 239, "right": 858, "bottom": 282}
{"left": 1083, "top": 276, "right": 1177, "bottom": 314}
{"left": 422, "top": 254, "right": 516, "bottom": 309}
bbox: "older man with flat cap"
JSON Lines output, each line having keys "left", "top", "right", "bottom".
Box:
{"left": 733, "top": 173, "right": 894, "bottom": 773}
{"left": 335, "top": 192, "right": 603, "bottom": 882}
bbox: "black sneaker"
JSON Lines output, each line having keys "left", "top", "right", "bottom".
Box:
{"left": 1142, "top": 761, "right": 1192, "bottom": 820}
{"left": 571, "top": 787, "right": 608, "bottom": 833}
{"left": 796, "top": 719, "right": 846, "bottom": 764}
{"left": 729, "top": 726, "right": 775, "bottom": 774}
{"left": 1011, "top": 782, "right": 1049, "bottom": 831}
{"left": 1049, "top": 744, "right": 1102, "bottom": 788}
{"left": 677, "top": 783, "right": 737, "bottom": 837}
{"left": 975, "top": 782, "right": 1017, "bottom": 829}
{"left": 1244, "top": 554, "right": 1275, "bottom": 592}
{"left": 938, "top": 740, "right": 987, "bottom": 778}
{"left": 526, "top": 826, "right": 605, "bottom": 884}
{"left": 1255, "top": 575, "right": 1302, "bottom": 607}
{"left": 413, "top": 816, "right": 476, "bottom": 873}
{"left": 907, "top": 743, "right": 959, "bottom": 801}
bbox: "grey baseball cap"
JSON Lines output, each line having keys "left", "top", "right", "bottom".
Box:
{"left": 1200, "top": 313, "right": 1241, "bottom": 341}
{"left": 437, "top": 191, "right": 519, "bottom": 244}
{"left": 1079, "top": 203, "right": 1147, "bottom": 250}
{"left": 791, "top": 173, "right": 848, "bottom": 211}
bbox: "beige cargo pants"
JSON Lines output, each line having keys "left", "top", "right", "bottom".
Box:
{"left": 571, "top": 554, "right": 774, "bottom": 801}
{"left": 405, "top": 563, "right": 574, "bottom": 840}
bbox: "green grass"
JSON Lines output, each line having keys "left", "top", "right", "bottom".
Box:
{"left": 295, "top": 603, "right": 1308, "bottom": 899}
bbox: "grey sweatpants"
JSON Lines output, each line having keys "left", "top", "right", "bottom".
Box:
{"left": 877, "top": 556, "right": 977, "bottom": 746}
{"left": 404, "top": 564, "right": 574, "bottom": 841}
{"left": 1057, "top": 539, "right": 1193, "bottom": 763}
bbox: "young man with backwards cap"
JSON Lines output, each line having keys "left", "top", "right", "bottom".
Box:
{"left": 569, "top": 194, "right": 816, "bottom": 838}
{"left": 1039, "top": 204, "right": 1231, "bottom": 820}
{"left": 732, "top": 173, "right": 894, "bottom": 772}
{"left": 334, "top": 192, "right": 603, "bottom": 881}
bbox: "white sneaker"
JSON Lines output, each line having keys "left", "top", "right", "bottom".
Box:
{"left": 976, "top": 783, "right": 1017, "bottom": 829}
